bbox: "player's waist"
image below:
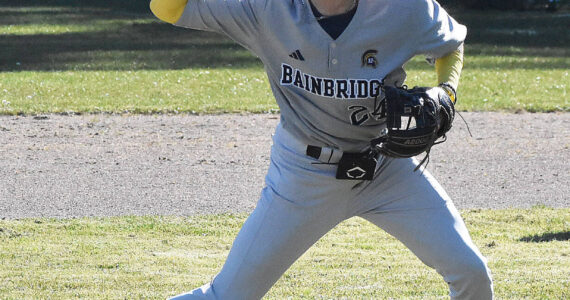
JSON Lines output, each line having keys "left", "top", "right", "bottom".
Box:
{"left": 275, "top": 122, "right": 385, "bottom": 181}
{"left": 275, "top": 123, "right": 340, "bottom": 163}
{"left": 276, "top": 123, "right": 376, "bottom": 164}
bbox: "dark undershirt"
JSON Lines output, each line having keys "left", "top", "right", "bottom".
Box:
{"left": 309, "top": 1, "right": 358, "bottom": 40}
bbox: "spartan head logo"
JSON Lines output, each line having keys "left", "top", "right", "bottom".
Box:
{"left": 361, "top": 50, "right": 378, "bottom": 68}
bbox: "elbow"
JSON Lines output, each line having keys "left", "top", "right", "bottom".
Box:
{"left": 150, "top": 0, "right": 170, "bottom": 23}
{"left": 149, "top": 0, "right": 164, "bottom": 22}
{"left": 150, "top": 0, "right": 186, "bottom": 24}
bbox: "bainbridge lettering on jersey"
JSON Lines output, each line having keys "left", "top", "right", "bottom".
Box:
{"left": 280, "top": 63, "right": 382, "bottom": 99}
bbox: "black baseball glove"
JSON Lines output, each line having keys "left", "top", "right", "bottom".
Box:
{"left": 371, "top": 85, "right": 455, "bottom": 170}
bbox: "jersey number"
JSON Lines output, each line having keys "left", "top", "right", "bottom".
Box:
{"left": 348, "top": 97, "right": 386, "bottom": 126}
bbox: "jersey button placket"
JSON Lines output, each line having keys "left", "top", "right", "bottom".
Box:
{"left": 329, "top": 42, "right": 339, "bottom": 71}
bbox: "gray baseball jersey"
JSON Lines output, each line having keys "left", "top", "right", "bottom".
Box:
{"left": 175, "top": 0, "right": 466, "bottom": 152}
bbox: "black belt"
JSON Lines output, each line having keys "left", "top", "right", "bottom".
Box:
{"left": 306, "top": 145, "right": 324, "bottom": 160}
{"left": 305, "top": 145, "right": 377, "bottom": 180}
{"left": 305, "top": 145, "right": 342, "bottom": 164}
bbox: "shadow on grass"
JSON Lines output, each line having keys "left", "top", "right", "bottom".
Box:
{"left": 0, "top": 0, "right": 152, "bottom": 13}
{"left": 455, "top": 10, "right": 570, "bottom": 50}
{"left": 0, "top": 5, "right": 262, "bottom": 71}
{"left": 519, "top": 231, "right": 570, "bottom": 243}
{"left": 1, "top": 22, "right": 260, "bottom": 71}
{"left": 0, "top": 3, "right": 568, "bottom": 72}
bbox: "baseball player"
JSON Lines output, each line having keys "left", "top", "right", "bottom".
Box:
{"left": 150, "top": 0, "right": 493, "bottom": 299}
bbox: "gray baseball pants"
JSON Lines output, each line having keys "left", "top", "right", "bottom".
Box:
{"left": 170, "top": 123, "right": 493, "bottom": 299}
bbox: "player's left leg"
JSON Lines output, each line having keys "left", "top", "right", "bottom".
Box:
{"left": 353, "top": 158, "right": 493, "bottom": 300}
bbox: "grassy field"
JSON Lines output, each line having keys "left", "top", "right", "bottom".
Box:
{"left": 0, "top": 5, "right": 569, "bottom": 114}
{"left": 1, "top": 207, "right": 569, "bottom": 299}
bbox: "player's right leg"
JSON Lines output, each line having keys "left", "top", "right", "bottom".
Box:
{"left": 169, "top": 124, "right": 355, "bottom": 299}
{"left": 169, "top": 189, "right": 343, "bottom": 299}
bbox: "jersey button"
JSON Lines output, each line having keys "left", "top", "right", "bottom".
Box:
{"left": 331, "top": 59, "right": 338, "bottom": 64}
{"left": 331, "top": 42, "right": 336, "bottom": 48}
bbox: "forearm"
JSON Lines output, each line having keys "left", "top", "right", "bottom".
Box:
{"left": 150, "top": 0, "right": 188, "bottom": 24}
{"left": 435, "top": 45, "right": 464, "bottom": 103}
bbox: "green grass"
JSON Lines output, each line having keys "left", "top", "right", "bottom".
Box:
{"left": 1, "top": 207, "right": 568, "bottom": 299}
{"left": 0, "top": 69, "right": 274, "bottom": 114}
{"left": 0, "top": 6, "right": 569, "bottom": 114}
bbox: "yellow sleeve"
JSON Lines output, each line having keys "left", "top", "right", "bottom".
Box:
{"left": 435, "top": 46, "right": 464, "bottom": 103}
{"left": 150, "top": 0, "right": 189, "bottom": 24}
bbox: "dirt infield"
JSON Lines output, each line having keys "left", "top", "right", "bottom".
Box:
{"left": 1, "top": 112, "right": 568, "bottom": 219}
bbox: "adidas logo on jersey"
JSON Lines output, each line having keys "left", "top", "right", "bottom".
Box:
{"left": 289, "top": 50, "right": 305, "bottom": 61}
